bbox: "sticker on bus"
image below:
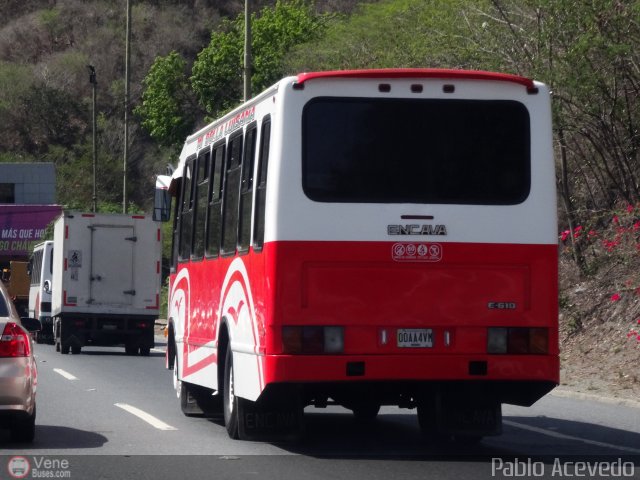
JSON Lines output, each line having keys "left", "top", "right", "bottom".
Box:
{"left": 392, "top": 243, "right": 442, "bottom": 262}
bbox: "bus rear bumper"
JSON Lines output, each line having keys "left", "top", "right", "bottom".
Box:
{"left": 263, "top": 353, "right": 559, "bottom": 407}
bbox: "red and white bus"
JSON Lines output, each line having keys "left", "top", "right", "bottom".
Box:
{"left": 154, "top": 68, "right": 559, "bottom": 442}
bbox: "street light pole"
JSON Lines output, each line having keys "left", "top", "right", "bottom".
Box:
{"left": 244, "top": 0, "right": 251, "bottom": 101}
{"left": 88, "top": 65, "right": 97, "bottom": 213}
{"left": 123, "top": 0, "right": 131, "bottom": 214}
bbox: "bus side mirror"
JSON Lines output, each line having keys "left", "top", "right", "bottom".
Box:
{"left": 153, "top": 175, "right": 172, "bottom": 222}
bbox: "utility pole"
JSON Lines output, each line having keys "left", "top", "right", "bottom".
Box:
{"left": 123, "top": 0, "right": 131, "bottom": 214}
{"left": 244, "top": 0, "right": 251, "bottom": 101}
{"left": 88, "top": 65, "right": 97, "bottom": 213}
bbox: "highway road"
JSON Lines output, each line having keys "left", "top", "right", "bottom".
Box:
{"left": 1, "top": 338, "right": 639, "bottom": 480}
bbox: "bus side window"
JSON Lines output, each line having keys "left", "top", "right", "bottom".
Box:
{"left": 221, "top": 132, "right": 243, "bottom": 256}
{"left": 206, "top": 140, "right": 226, "bottom": 258}
{"left": 238, "top": 122, "right": 257, "bottom": 254}
{"left": 253, "top": 117, "right": 271, "bottom": 251}
{"left": 178, "top": 156, "right": 196, "bottom": 261}
{"left": 192, "top": 147, "right": 210, "bottom": 260}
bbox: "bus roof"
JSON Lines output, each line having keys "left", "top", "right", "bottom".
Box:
{"left": 294, "top": 68, "right": 536, "bottom": 91}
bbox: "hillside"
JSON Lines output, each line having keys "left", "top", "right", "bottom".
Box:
{"left": 558, "top": 209, "right": 640, "bottom": 401}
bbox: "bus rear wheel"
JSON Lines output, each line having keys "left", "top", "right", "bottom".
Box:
{"left": 223, "top": 347, "right": 241, "bottom": 439}
{"left": 351, "top": 402, "right": 380, "bottom": 422}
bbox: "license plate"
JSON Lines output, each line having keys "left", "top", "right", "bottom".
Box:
{"left": 397, "top": 328, "right": 433, "bottom": 348}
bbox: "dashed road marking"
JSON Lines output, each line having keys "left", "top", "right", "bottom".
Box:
{"left": 53, "top": 368, "right": 78, "bottom": 381}
{"left": 505, "top": 420, "right": 640, "bottom": 454}
{"left": 151, "top": 348, "right": 166, "bottom": 354}
{"left": 114, "top": 403, "right": 177, "bottom": 431}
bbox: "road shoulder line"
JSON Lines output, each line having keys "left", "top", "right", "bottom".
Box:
{"left": 551, "top": 387, "right": 640, "bottom": 410}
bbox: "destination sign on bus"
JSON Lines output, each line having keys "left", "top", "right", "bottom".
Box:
{"left": 197, "top": 106, "right": 256, "bottom": 149}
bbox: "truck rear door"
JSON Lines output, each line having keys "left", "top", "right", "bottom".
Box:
{"left": 89, "top": 225, "right": 134, "bottom": 306}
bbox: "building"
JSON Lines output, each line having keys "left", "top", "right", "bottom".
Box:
{"left": 0, "top": 163, "right": 61, "bottom": 263}
{"left": 0, "top": 163, "right": 56, "bottom": 204}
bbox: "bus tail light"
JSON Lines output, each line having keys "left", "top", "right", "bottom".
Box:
{"left": 487, "top": 327, "right": 548, "bottom": 355}
{"left": 282, "top": 326, "right": 344, "bottom": 354}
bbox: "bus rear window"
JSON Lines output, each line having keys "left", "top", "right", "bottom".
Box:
{"left": 302, "top": 98, "right": 531, "bottom": 205}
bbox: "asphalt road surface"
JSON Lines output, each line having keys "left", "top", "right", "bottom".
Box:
{"left": 1, "top": 338, "right": 639, "bottom": 480}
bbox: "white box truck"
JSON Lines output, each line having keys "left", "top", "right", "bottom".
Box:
{"left": 51, "top": 212, "right": 161, "bottom": 355}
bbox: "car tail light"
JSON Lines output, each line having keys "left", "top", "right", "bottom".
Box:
{"left": 282, "top": 326, "right": 344, "bottom": 354}
{"left": 487, "top": 327, "right": 549, "bottom": 355}
{"left": 0, "top": 322, "right": 31, "bottom": 358}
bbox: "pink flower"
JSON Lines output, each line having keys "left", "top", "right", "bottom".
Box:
{"left": 634, "top": 221, "right": 640, "bottom": 231}
{"left": 613, "top": 215, "right": 620, "bottom": 225}
{"left": 627, "top": 204, "right": 634, "bottom": 213}
{"left": 560, "top": 230, "right": 570, "bottom": 242}
{"left": 611, "top": 293, "right": 621, "bottom": 302}
{"left": 573, "top": 226, "right": 583, "bottom": 238}
{"left": 588, "top": 230, "right": 598, "bottom": 238}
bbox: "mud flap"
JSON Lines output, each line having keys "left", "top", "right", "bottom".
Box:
{"left": 237, "top": 385, "right": 305, "bottom": 442}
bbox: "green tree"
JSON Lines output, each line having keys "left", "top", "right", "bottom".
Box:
{"left": 285, "top": 0, "right": 490, "bottom": 71}
{"left": 191, "top": 0, "right": 326, "bottom": 118}
{"left": 135, "top": 51, "right": 196, "bottom": 148}
{"left": 139, "top": 1, "right": 325, "bottom": 146}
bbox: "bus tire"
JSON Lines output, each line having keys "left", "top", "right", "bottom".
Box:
{"left": 223, "top": 347, "right": 241, "bottom": 439}
{"left": 173, "top": 351, "right": 192, "bottom": 415}
{"left": 351, "top": 402, "right": 380, "bottom": 422}
{"left": 417, "top": 396, "right": 448, "bottom": 442}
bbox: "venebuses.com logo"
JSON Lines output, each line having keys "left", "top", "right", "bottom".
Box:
{"left": 7, "top": 456, "right": 71, "bottom": 478}
{"left": 7, "top": 457, "right": 30, "bottom": 479}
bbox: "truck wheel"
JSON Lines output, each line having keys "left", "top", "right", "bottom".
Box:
{"left": 71, "top": 345, "right": 81, "bottom": 354}
{"left": 223, "top": 347, "right": 240, "bottom": 439}
{"left": 60, "top": 344, "right": 70, "bottom": 355}
{"left": 139, "top": 347, "right": 151, "bottom": 356}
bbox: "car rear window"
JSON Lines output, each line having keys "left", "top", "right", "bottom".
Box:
{"left": 0, "top": 294, "right": 8, "bottom": 317}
